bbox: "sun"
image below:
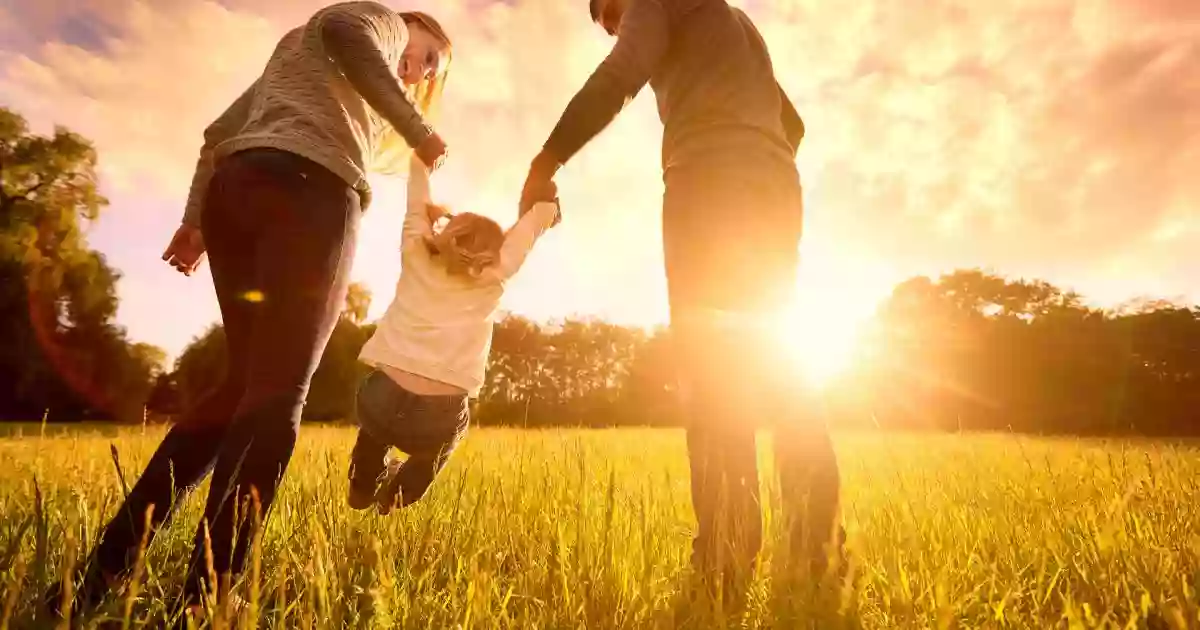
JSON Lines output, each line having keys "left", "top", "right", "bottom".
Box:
{"left": 770, "top": 283, "right": 875, "bottom": 388}
{"left": 772, "top": 307, "right": 861, "bottom": 387}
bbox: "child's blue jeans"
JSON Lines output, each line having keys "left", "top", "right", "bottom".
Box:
{"left": 350, "top": 370, "right": 469, "bottom": 507}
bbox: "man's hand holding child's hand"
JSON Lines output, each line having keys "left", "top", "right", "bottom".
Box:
{"left": 520, "top": 150, "right": 562, "bottom": 227}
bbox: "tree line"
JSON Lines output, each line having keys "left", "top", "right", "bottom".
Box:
{"left": 4, "top": 107, "right": 1200, "bottom": 436}
{"left": 829, "top": 272, "right": 1200, "bottom": 436}
{"left": 147, "top": 268, "right": 1200, "bottom": 437}
{"left": 151, "top": 286, "right": 682, "bottom": 429}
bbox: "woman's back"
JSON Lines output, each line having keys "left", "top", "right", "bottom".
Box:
{"left": 182, "top": 2, "right": 442, "bottom": 226}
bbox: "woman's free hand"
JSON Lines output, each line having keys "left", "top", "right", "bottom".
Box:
{"left": 162, "top": 223, "right": 207, "bottom": 276}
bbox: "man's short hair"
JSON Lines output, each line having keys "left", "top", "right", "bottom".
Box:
{"left": 589, "top": 0, "right": 603, "bottom": 22}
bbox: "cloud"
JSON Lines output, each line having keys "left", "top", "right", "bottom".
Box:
{"left": 0, "top": 0, "right": 278, "bottom": 195}
{"left": 749, "top": 0, "right": 1200, "bottom": 295}
{"left": 1, "top": 0, "right": 1199, "bottom": 356}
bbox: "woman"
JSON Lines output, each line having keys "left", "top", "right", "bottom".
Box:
{"left": 49, "top": 2, "right": 453, "bottom": 618}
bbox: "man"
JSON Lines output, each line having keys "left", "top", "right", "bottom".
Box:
{"left": 520, "top": 0, "right": 843, "bottom": 586}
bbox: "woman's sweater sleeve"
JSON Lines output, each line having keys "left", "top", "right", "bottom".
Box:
{"left": 181, "top": 80, "right": 258, "bottom": 228}
{"left": 319, "top": 6, "right": 433, "bottom": 149}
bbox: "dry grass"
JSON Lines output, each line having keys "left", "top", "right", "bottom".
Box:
{"left": 1, "top": 425, "right": 1199, "bottom": 628}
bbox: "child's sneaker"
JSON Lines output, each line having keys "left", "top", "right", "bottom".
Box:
{"left": 375, "top": 459, "right": 405, "bottom": 515}
{"left": 348, "top": 481, "right": 376, "bottom": 510}
{"left": 43, "top": 565, "right": 117, "bottom": 619}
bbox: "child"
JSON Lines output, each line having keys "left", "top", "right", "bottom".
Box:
{"left": 348, "top": 156, "right": 560, "bottom": 513}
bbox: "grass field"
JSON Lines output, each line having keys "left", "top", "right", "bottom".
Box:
{"left": 1, "top": 425, "right": 1199, "bottom": 628}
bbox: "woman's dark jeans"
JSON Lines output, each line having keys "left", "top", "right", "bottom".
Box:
{"left": 85, "top": 148, "right": 361, "bottom": 603}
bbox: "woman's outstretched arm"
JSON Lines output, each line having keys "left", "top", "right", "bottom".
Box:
{"left": 319, "top": 6, "right": 433, "bottom": 150}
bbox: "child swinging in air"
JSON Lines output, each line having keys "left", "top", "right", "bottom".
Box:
{"left": 348, "top": 156, "right": 560, "bottom": 513}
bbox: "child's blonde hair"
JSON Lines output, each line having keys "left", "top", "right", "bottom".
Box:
{"left": 424, "top": 208, "right": 505, "bottom": 278}
{"left": 371, "top": 11, "right": 453, "bottom": 174}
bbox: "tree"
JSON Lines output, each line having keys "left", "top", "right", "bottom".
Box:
{"left": 172, "top": 283, "right": 377, "bottom": 422}
{"left": 173, "top": 325, "right": 228, "bottom": 414}
{"left": 619, "top": 327, "right": 680, "bottom": 426}
{"left": 477, "top": 314, "right": 547, "bottom": 426}
{"left": 850, "top": 269, "right": 1200, "bottom": 436}
{"left": 343, "top": 282, "right": 372, "bottom": 325}
{"left": 0, "top": 107, "right": 162, "bottom": 422}
{"left": 306, "top": 318, "right": 372, "bottom": 421}
{"left": 146, "top": 372, "right": 182, "bottom": 417}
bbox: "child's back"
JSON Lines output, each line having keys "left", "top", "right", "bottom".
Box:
{"left": 360, "top": 157, "right": 558, "bottom": 394}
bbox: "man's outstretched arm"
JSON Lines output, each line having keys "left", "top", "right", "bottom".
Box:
{"left": 525, "top": 0, "right": 670, "bottom": 190}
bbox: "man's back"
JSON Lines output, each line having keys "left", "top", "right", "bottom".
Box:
{"left": 648, "top": 2, "right": 796, "bottom": 171}
{"left": 537, "top": 0, "right": 801, "bottom": 178}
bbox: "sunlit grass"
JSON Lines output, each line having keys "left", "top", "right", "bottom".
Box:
{"left": 1, "top": 426, "right": 1199, "bottom": 628}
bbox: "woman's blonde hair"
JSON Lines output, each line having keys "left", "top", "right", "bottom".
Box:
{"left": 372, "top": 11, "right": 453, "bottom": 174}
{"left": 424, "top": 210, "right": 506, "bottom": 279}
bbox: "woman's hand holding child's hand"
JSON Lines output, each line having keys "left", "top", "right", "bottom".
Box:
{"left": 415, "top": 131, "right": 448, "bottom": 171}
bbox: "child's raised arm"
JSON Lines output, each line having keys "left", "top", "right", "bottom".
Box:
{"left": 402, "top": 156, "right": 434, "bottom": 243}
{"left": 496, "top": 201, "right": 560, "bottom": 280}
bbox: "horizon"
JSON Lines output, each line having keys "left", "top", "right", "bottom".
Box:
{"left": 2, "top": 0, "right": 1198, "bottom": 363}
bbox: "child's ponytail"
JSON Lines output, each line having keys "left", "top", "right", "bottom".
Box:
{"left": 423, "top": 212, "right": 505, "bottom": 278}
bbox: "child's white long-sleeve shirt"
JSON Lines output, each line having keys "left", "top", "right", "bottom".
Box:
{"left": 358, "top": 159, "right": 559, "bottom": 395}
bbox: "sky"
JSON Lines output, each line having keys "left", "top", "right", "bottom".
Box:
{"left": 1, "top": 0, "right": 1199, "bottom": 363}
